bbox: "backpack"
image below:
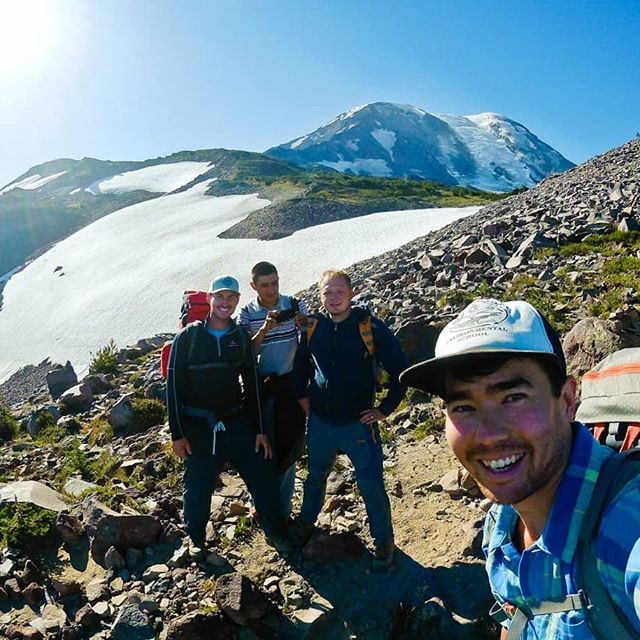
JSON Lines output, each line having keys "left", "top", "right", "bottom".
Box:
{"left": 305, "top": 314, "right": 375, "bottom": 357}
{"left": 305, "top": 313, "right": 379, "bottom": 392}
{"left": 576, "top": 347, "right": 640, "bottom": 451}
{"left": 160, "top": 290, "right": 211, "bottom": 379}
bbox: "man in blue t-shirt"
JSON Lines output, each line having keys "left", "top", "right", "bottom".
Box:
{"left": 167, "top": 275, "right": 289, "bottom": 559}
{"left": 400, "top": 298, "right": 640, "bottom": 639}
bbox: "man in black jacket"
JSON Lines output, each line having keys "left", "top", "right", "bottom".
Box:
{"left": 292, "top": 269, "right": 408, "bottom": 570}
{"left": 167, "top": 275, "right": 288, "bottom": 558}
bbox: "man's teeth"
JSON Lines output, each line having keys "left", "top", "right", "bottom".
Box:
{"left": 482, "top": 454, "right": 523, "bottom": 471}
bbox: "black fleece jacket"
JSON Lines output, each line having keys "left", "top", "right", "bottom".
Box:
{"left": 166, "top": 319, "right": 262, "bottom": 441}
{"left": 293, "top": 306, "right": 408, "bottom": 424}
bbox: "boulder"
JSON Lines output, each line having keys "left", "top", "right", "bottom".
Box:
{"left": 111, "top": 603, "right": 155, "bottom": 640}
{"left": 108, "top": 395, "right": 135, "bottom": 431}
{"left": 26, "top": 405, "right": 61, "bottom": 438}
{"left": 215, "top": 572, "right": 270, "bottom": 625}
{"left": 76, "top": 495, "right": 163, "bottom": 562}
{"left": 394, "top": 319, "right": 441, "bottom": 365}
{"left": 58, "top": 382, "right": 93, "bottom": 413}
{"left": 563, "top": 317, "right": 624, "bottom": 381}
{"left": 46, "top": 361, "right": 77, "bottom": 399}
{"left": 0, "top": 480, "right": 68, "bottom": 511}
{"left": 165, "top": 610, "right": 236, "bottom": 640}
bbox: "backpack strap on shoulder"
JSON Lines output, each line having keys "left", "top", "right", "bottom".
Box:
{"left": 358, "top": 316, "right": 375, "bottom": 357}
{"left": 306, "top": 317, "right": 319, "bottom": 347}
{"left": 576, "top": 450, "right": 640, "bottom": 639}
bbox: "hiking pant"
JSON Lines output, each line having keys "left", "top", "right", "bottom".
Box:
{"left": 181, "top": 411, "right": 284, "bottom": 543}
{"left": 298, "top": 413, "right": 394, "bottom": 546}
{"left": 261, "top": 373, "right": 306, "bottom": 517}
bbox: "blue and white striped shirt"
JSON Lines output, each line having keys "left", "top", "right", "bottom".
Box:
{"left": 239, "top": 295, "right": 308, "bottom": 377}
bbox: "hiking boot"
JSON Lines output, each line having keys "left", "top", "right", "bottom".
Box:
{"left": 289, "top": 519, "right": 315, "bottom": 548}
{"left": 187, "top": 539, "right": 207, "bottom": 561}
{"left": 265, "top": 532, "right": 293, "bottom": 554}
{"left": 372, "top": 540, "right": 395, "bottom": 572}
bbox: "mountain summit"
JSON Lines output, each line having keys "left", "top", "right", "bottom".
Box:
{"left": 266, "top": 102, "right": 574, "bottom": 191}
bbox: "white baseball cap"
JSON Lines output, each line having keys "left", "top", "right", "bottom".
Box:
{"left": 400, "top": 298, "right": 566, "bottom": 394}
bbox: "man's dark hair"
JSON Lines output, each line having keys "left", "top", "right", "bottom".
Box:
{"left": 251, "top": 262, "right": 278, "bottom": 282}
{"left": 442, "top": 353, "right": 567, "bottom": 401}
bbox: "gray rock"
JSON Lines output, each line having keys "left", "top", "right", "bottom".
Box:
{"left": 76, "top": 495, "right": 162, "bottom": 562}
{"left": 215, "top": 572, "right": 270, "bottom": 625}
{"left": 0, "top": 480, "right": 68, "bottom": 511}
{"left": 108, "top": 395, "right": 135, "bottom": 431}
{"left": 164, "top": 610, "right": 236, "bottom": 640}
{"left": 46, "top": 362, "right": 78, "bottom": 399}
{"left": 111, "top": 603, "right": 154, "bottom": 640}
{"left": 58, "top": 382, "right": 93, "bottom": 413}
{"left": 26, "top": 405, "right": 61, "bottom": 437}
{"left": 54, "top": 512, "right": 85, "bottom": 544}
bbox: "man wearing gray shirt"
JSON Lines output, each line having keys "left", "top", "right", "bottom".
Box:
{"left": 239, "top": 262, "right": 309, "bottom": 518}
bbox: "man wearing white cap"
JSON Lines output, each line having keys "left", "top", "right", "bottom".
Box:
{"left": 167, "top": 275, "right": 289, "bottom": 558}
{"left": 400, "top": 298, "right": 640, "bottom": 639}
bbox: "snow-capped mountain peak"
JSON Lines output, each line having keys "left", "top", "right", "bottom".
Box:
{"left": 267, "top": 102, "right": 574, "bottom": 191}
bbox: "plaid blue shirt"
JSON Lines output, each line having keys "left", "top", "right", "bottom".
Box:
{"left": 483, "top": 423, "right": 640, "bottom": 638}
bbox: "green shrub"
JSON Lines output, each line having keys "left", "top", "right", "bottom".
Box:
{"left": 0, "top": 399, "right": 18, "bottom": 442}
{"left": 234, "top": 515, "right": 256, "bottom": 540}
{"left": 131, "top": 398, "right": 166, "bottom": 430}
{"left": 0, "top": 502, "right": 55, "bottom": 547}
{"left": 379, "top": 423, "right": 395, "bottom": 445}
{"left": 89, "top": 339, "right": 119, "bottom": 374}
{"left": 35, "top": 410, "right": 66, "bottom": 443}
{"left": 61, "top": 438, "right": 92, "bottom": 478}
{"left": 86, "top": 417, "right": 114, "bottom": 445}
{"left": 413, "top": 417, "right": 445, "bottom": 440}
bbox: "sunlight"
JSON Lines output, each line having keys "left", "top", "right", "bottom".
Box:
{"left": 0, "top": 0, "right": 57, "bottom": 74}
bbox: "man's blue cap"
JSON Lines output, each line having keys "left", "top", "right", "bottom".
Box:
{"left": 209, "top": 275, "right": 240, "bottom": 294}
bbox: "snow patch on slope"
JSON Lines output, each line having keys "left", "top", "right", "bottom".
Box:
{"left": 318, "top": 158, "right": 392, "bottom": 177}
{"left": 0, "top": 181, "right": 477, "bottom": 382}
{"left": 85, "top": 161, "right": 213, "bottom": 195}
{"left": 371, "top": 129, "right": 396, "bottom": 161}
{"left": 0, "top": 171, "right": 67, "bottom": 195}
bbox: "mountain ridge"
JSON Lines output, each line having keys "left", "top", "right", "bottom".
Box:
{"left": 266, "top": 101, "right": 574, "bottom": 191}
{"left": 0, "top": 148, "right": 499, "bottom": 276}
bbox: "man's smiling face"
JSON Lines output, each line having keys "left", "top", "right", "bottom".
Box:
{"left": 443, "top": 357, "right": 576, "bottom": 509}
{"left": 209, "top": 290, "right": 240, "bottom": 323}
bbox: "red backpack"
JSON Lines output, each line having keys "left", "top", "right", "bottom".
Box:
{"left": 160, "top": 290, "right": 209, "bottom": 378}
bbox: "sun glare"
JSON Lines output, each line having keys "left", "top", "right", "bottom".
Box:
{"left": 0, "top": 0, "right": 57, "bottom": 74}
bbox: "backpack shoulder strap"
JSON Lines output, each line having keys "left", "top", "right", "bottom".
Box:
{"left": 577, "top": 450, "right": 640, "bottom": 640}
{"left": 236, "top": 323, "right": 249, "bottom": 360}
{"left": 359, "top": 315, "right": 375, "bottom": 357}
{"left": 306, "top": 316, "right": 319, "bottom": 347}
{"left": 185, "top": 322, "right": 201, "bottom": 365}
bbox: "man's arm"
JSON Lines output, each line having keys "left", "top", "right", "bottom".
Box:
{"left": 292, "top": 324, "right": 312, "bottom": 408}
{"left": 239, "top": 328, "right": 264, "bottom": 435}
{"left": 371, "top": 319, "right": 409, "bottom": 417}
{"left": 166, "top": 328, "right": 192, "bottom": 457}
{"left": 250, "top": 312, "right": 279, "bottom": 353}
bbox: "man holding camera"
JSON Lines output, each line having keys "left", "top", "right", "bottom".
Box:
{"left": 239, "top": 262, "right": 309, "bottom": 518}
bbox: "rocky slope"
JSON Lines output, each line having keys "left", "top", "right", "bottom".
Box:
{"left": 0, "top": 137, "right": 638, "bottom": 640}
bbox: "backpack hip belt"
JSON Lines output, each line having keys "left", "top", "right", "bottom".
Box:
{"left": 182, "top": 405, "right": 242, "bottom": 455}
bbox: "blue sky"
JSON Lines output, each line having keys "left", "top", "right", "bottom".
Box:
{"left": 0, "top": 0, "right": 638, "bottom": 188}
